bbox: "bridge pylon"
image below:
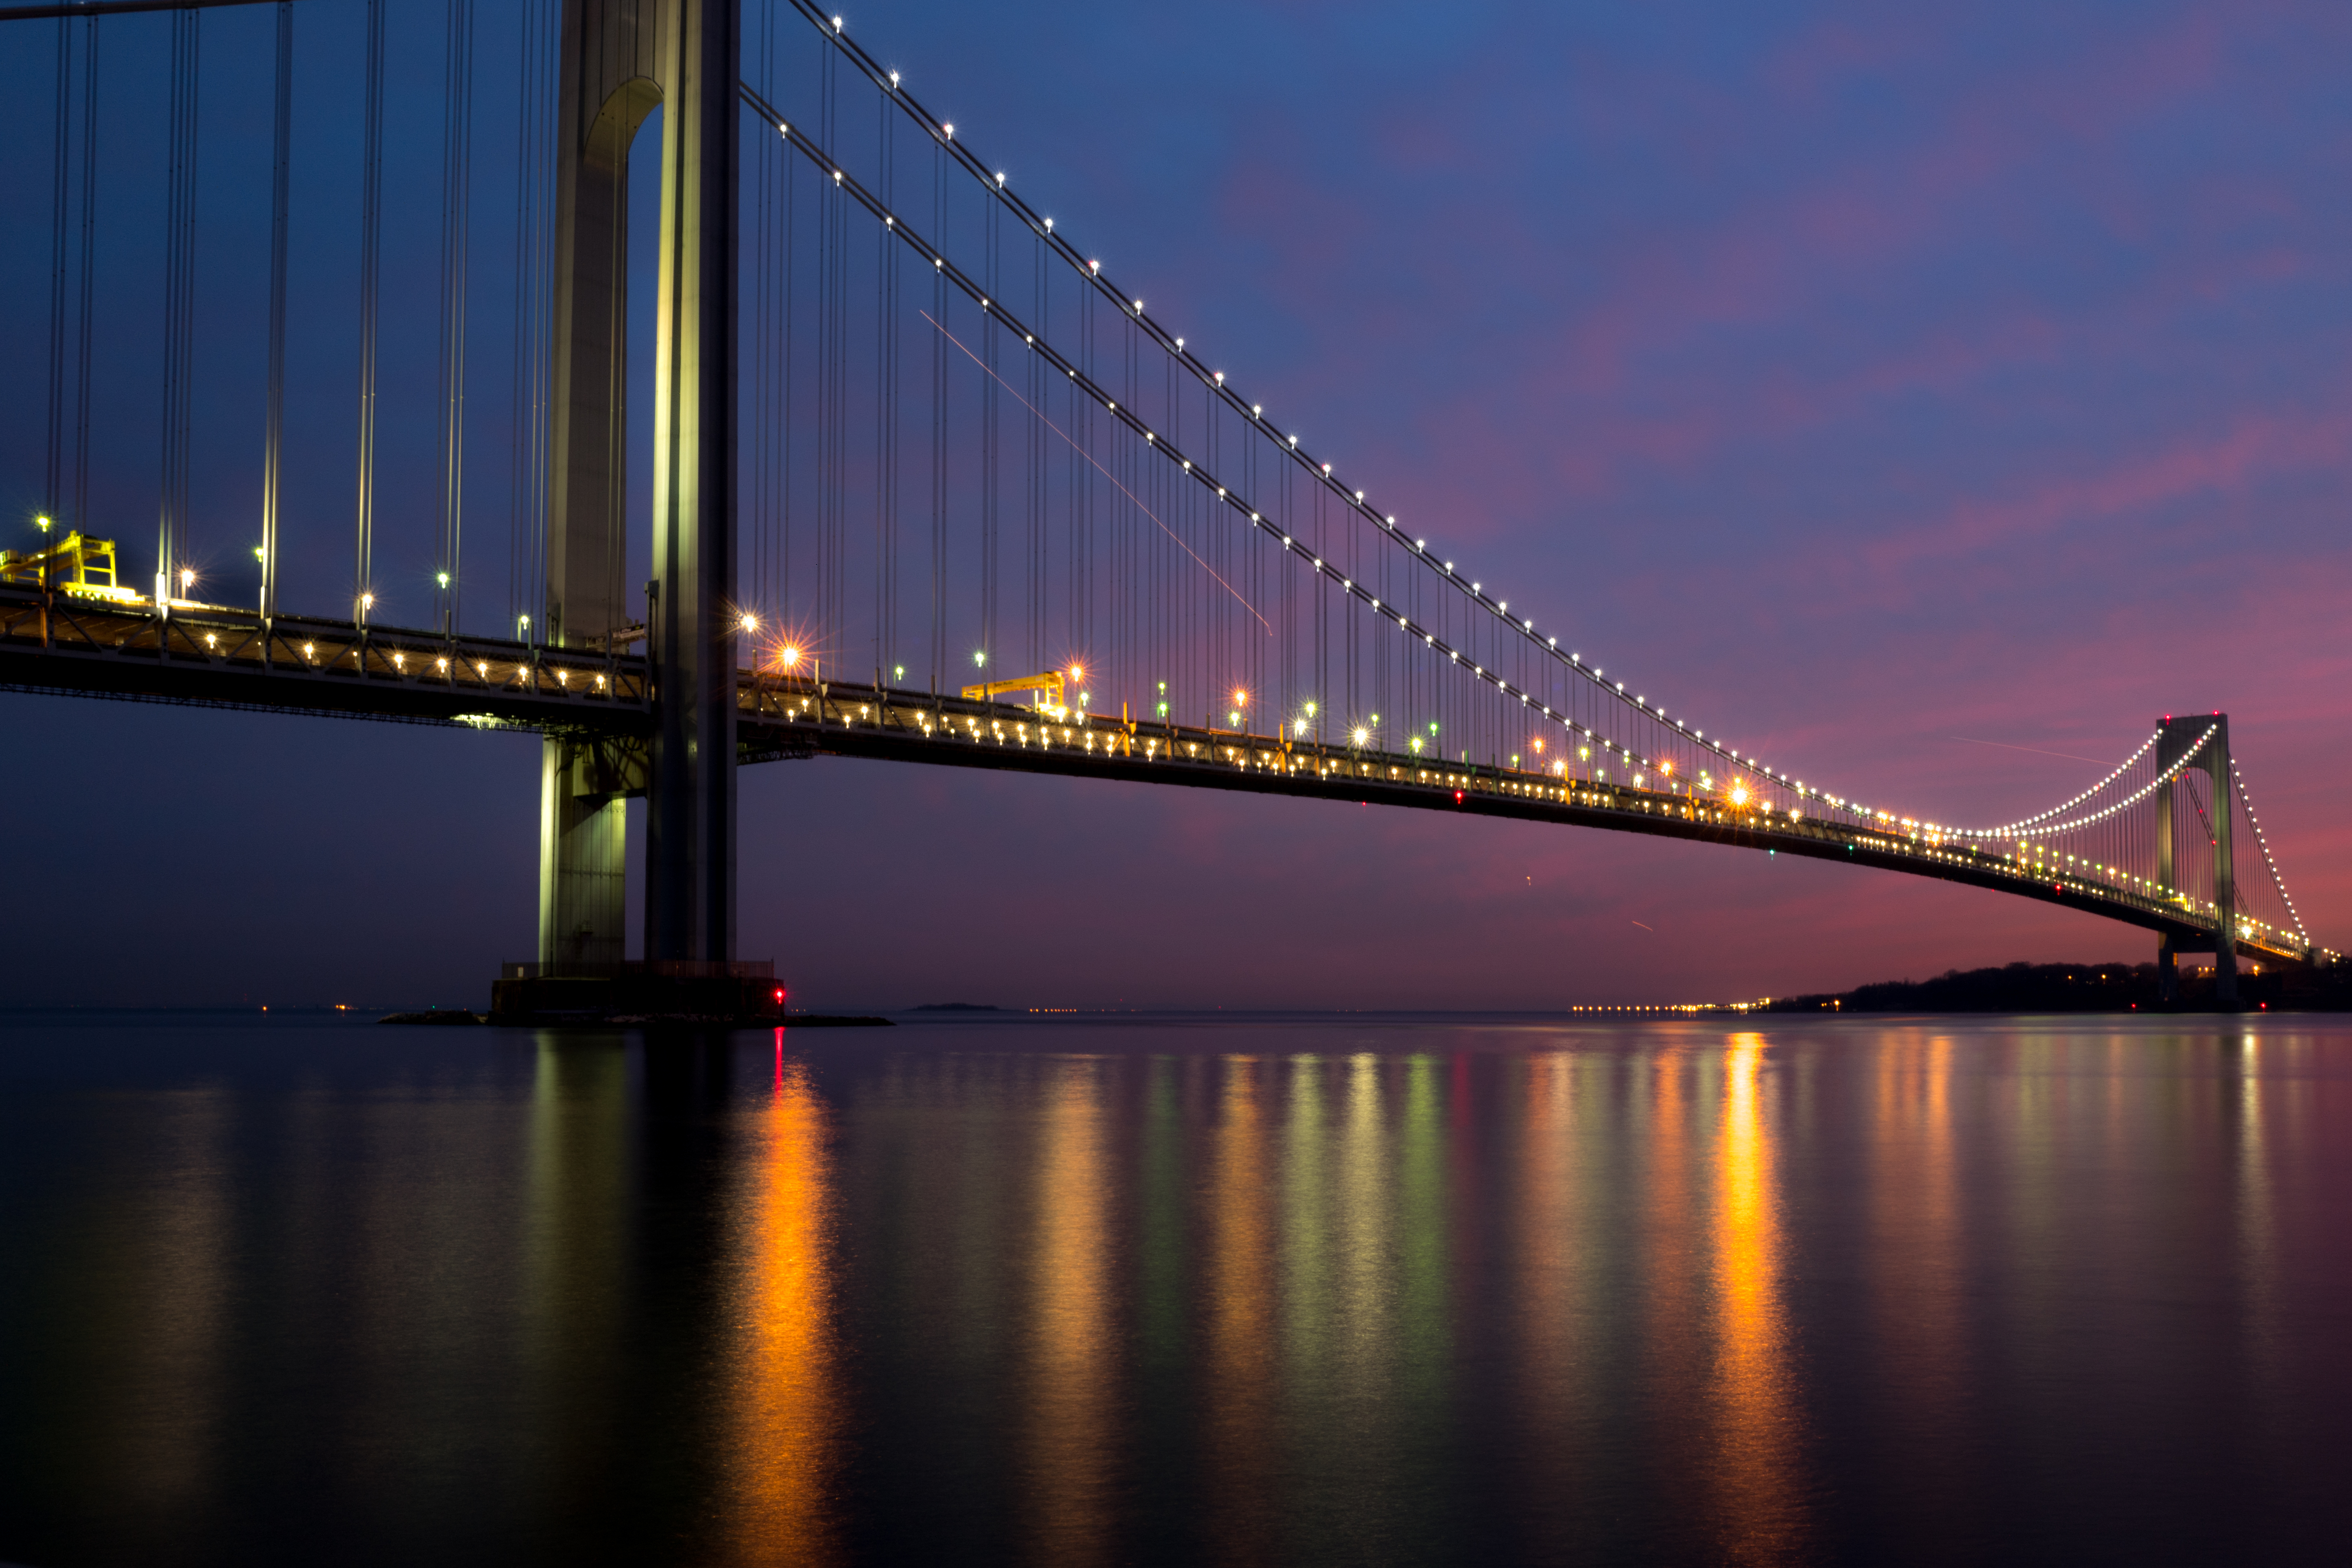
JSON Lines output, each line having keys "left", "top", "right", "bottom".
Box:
{"left": 540, "top": 0, "right": 739, "bottom": 972}
{"left": 2155, "top": 714, "right": 2236, "bottom": 1007}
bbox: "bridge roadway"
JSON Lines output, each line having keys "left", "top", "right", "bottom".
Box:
{"left": 0, "top": 584, "right": 650, "bottom": 728}
{"left": 2, "top": 586, "right": 2311, "bottom": 966}
{"left": 747, "top": 679, "right": 2314, "bottom": 967}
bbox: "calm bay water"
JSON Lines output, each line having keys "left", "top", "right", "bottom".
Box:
{"left": 1, "top": 1012, "right": 2347, "bottom": 1566}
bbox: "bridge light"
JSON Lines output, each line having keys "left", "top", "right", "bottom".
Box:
{"left": 974, "top": 650, "right": 986, "bottom": 666}
{"left": 179, "top": 567, "right": 196, "bottom": 591}
{"left": 437, "top": 572, "right": 451, "bottom": 589}
{"left": 739, "top": 612, "right": 757, "bottom": 632}
{"left": 35, "top": 515, "right": 51, "bottom": 532}
{"left": 779, "top": 646, "right": 801, "bottom": 668}
{"left": 1353, "top": 727, "right": 1369, "bottom": 746}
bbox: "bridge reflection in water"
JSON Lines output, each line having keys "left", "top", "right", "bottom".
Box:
{"left": 2, "top": 1017, "right": 2345, "bottom": 1564}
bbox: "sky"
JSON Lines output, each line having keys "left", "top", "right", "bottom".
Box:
{"left": 2, "top": 0, "right": 2348, "bottom": 1009}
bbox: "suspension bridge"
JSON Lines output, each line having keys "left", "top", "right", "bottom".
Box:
{"left": 0, "top": 0, "right": 2331, "bottom": 1008}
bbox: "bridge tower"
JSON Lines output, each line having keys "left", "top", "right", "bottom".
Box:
{"left": 2154, "top": 714, "right": 2236, "bottom": 1007}
{"left": 539, "top": 0, "right": 738, "bottom": 970}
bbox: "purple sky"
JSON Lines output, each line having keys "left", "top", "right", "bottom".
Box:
{"left": 4, "top": 0, "right": 2347, "bottom": 1008}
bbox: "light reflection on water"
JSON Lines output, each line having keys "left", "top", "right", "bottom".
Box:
{"left": 720, "top": 1049, "right": 840, "bottom": 1565}
{"left": 2, "top": 1014, "right": 2349, "bottom": 1566}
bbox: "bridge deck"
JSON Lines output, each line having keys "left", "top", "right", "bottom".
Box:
{"left": 1, "top": 587, "right": 650, "bottom": 728}
{"left": 2, "top": 589, "right": 2313, "bottom": 966}
{"left": 745, "top": 676, "right": 2317, "bottom": 967}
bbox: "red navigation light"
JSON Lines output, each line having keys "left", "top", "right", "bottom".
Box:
{"left": 1454, "top": 789, "right": 1464, "bottom": 804}
{"left": 773, "top": 988, "right": 785, "bottom": 1001}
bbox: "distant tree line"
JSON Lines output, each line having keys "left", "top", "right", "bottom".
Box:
{"left": 1764, "top": 959, "right": 2352, "bottom": 1014}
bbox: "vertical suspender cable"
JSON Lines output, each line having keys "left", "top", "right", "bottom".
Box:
{"left": 815, "top": 46, "right": 835, "bottom": 648}
{"left": 781, "top": 147, "right": 793, "bottom": 627}
{"left": 436, "top": 0, "right": 476, "bottom": 637}
{"left": 1028, "top": 230, "right": 1043, "bottom": 676}
{"left": 508, "top": 0, "right": 552, "bottom": 640}
{"left": 749, "top": 0, "right": 772, "bottom": 633}
{"left": 929, "top": 136, "right": 944, "bottom": 694}
{"left": 45, "top": 18, "right": 70, "bottom": 527}
{"left": 506, "top": 0, "right": 528, "bottom": 633}
{"left": 532, "top": 0, "right": 553, "bottom": 635}
{"left": 72, "top": 14, "right": 99, "bottom": 532}
{"left": 354, "top": 0, "right": 383, "bottom": 623}
{"left": 871, "top": 83, "right": 889, "bottom": 684}
{"left": 878, "top": 89, "right": 899, "bottom": 682}
{"left": 259, "top": 0, "right": 290, "bottom": 622}
{"left": 980, "top": 184, "right": 997, "bottom": 673}
{"left": 156, "top": 7, "right": 200, "bottom": 617}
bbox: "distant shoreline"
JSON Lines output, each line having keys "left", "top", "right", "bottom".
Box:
{"left": 1762, "top": 959, "right": 2349, "bottom": 1014}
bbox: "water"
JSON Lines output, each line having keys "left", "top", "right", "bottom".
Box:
{"left": 2, "top": 1012, "right": 2347, "bottom": 1566}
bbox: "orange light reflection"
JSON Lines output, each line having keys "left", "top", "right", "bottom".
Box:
{"left": 1027, "top": 1058, "right": 1116, "bottom": 1564}
{"left": 721, "top": 1055, "right": 843, "bottom": 1564}
{"left": 1710, "top": 1033, "right": 1808, "bottom": 1556}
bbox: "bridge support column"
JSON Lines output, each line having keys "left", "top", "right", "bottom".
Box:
{"left": 540, "top": 735, "right": 631, "bottom": 970}
{"left": 2156, "top": 714, "right": 2238, "bottom": 1008}
{"left": 546, "top": 0, "right": 739, "bottom": 966}
{"left": 641, "top": 0, "right": 739, "bottom": 963}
